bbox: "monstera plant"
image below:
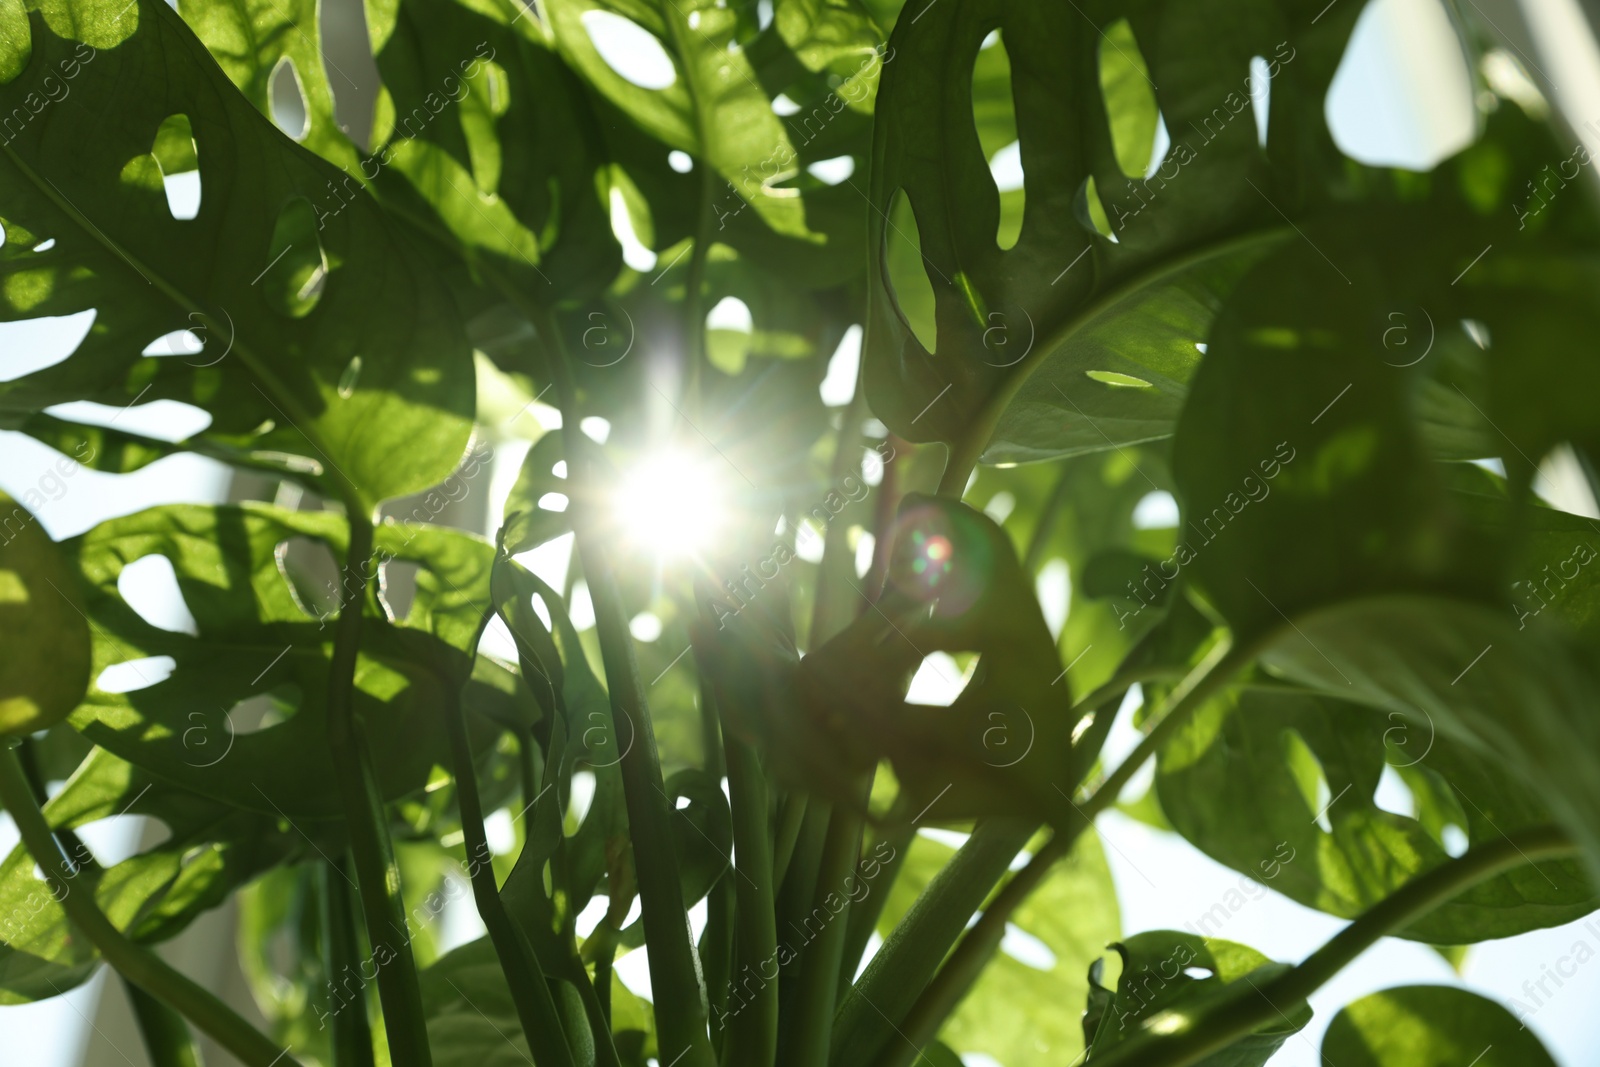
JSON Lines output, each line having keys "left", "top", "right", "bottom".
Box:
{"left": 2, "top": 0, "right": 1598, "bottom": 1064}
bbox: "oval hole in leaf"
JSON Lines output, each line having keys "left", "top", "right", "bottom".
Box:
{"left": 337, "top": 355, "right": 362, "bottom": 399}
{"left": 819, "top": 324, "right": 862, "bottom": 407}
{"left": 807, "top": 155, "right": 855, "bottom": 185}
{"left": 321, "top": 0, "right": 384, "bottom": 149}
{"left": 1085, "top": 370, "right": 1154, "bottom": 389}
{"left": 1441, "top": 823, "right": 1469, "bottom": 857}
{"left": 972, "top": 29, "right": 1024, "bottom": 249}
{"left": 1098, "top": 18, "right": 1158, "bottom": 178}
{"left": 568, "top": 769, "right": 597, "bottom": 835}
{"left": 538, "top": 492, "right": 569, "bottom": 512}
{"left": 260, "top": 196, "right": 328, "bottom": 319}
{"left": 907, "top": 651, "right": 972, "bottom": 707}
{"left": 1036, "top": 558, "right": 1070, "bottom": 640}
{"left": 0, "top": 309, "right": 96, "bottom": 381}
{"left": 378, "top": 558, "right": 420, "bottom": 623}
{"left": 1075, "top": 176, "right": 1117, "bottom": 241}
{"left": 269, "top": 56, "right": 310, "bottom": 140}
{"left": 78, "top": 813, "right": 171, "bottom": 866}
{"left": 141, "top": 328, "right": 205, "bottom": 358}
{"left": 706, "top": 295, "right": 753, "bottom": 374}
{"left": 117, "top": 555, "right": 198, "bottom": 636}
{"left": 1133, "top": 490, "right": 1179, "bottom": 530}
{"left": 226, "top": 683, "right": 303, "bottom": 735}
{"left": 1183, "top": 966, "right": 1214, "bottom": 980}
{"left": 275, "top": 537, "right": 340, "bottom": 619}
{"left": 884, "top": 188, "right": 938, "bottom": 353}
{"left": 1324, "top": 0, "right": 1474, "bottom": 170}
{"left": 529, "top": 592, "right": 553, "bottom": 631}
{"left": 581, "top": 11, "right": 677, "bottom": 90}
{"left": 96, "top": 655, "right": 177, "bottom": 694}
{"left": 1248, "top": 56, "right": 1272, "bottom": 147}
{"left": 1373, "top": 763, "right": 1415, "bottom": 818}
{"left": 152, "top": 114, "right": 201, "bottom": 220}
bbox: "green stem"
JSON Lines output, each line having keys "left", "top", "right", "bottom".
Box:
{"left": 125, "top": 980, "right": 205, "bottom": 1067}
{"left": 571, "top": 958, "right": 624, "bottom": 1067}
{"left": 1022, "top": 465, "right": 1075, "bottom": 573}
{"left": 442, "top": 624, "right": 577, "bottom": 1067}
{"left": 771, "top": 792, "right": 807, "bottom": 888}
{"left": 534, "top": 305, "right": 717, "bottom": 1067}
{"left": 321, "top": 860, "right": 376, "bottom": 1067}
{"left": 879, "top": 835, "right": 1070, "bottom": 1067}
{"left": 830, "top": 819, "right": 1037, "bottom": 1067}
{"left": 1090, "top": 825, "right": 1577, "bottom": 1067}
{"left": 861, "top": 641, "right": 1250, "bottom": 1064}
{"left": 324, "top": 514, "right": 432, "bottom": 1067}
{"left": 716, "top": 729, "right": 779, "bottom": 1067}
{"left": 786, "top": 784, "right": 868, "bottom": 1067}
{"left": 0, "top": 745, "right": 303, "bottom": 1067}
{"left": 1076, "top": 638, "right": 1249, "bottom": 824}
{"left": 934, "top": 229, "right": 1290, "bottom": 497}
{"left": 837, "top": 825, "right": 912, "bottom": 992}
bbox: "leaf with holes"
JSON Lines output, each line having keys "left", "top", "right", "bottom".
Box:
{"left": 0, "top": 746, "right": 301, "bottom": 1003}
{"left": 863, "top": 0, "right": 1568, "bottom": 474}
{"left": 542, "top": 0, "right": 877, "bottom": 271}
{"left": 1156, "top": 685, "right": 1597, "bottom": 943}
{"left": 1258, "top": 594, "right": 1600, "bottom": 886}
{"left": 1085, "top": 930, "right": 1311, "bottom": 1066}
{"left": 62, "top": 503, "right": 516, "bottom": 818}
{"left": 0, "top": 492, "right": 90, "bottom": 735}
{"left": 0, "top": 0, "right": 472, "bottom": 507}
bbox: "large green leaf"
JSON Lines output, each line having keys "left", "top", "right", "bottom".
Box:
{"left": 543, "top": 0, "right": 874, "bottom": 253}
{"left": 63, "top": 503, "right": 518, "bottom": 818}
{"left": 1322, "top": 985, "right": 1557, "bottom": 1066}
{"left": 1085, "top": 929, "right": 1310, "bottom": 1066}
{"left": 1157, "top": 685, "right": 1597, "bottom": 942}
{"left": 0, "top": 0, "right": 472, "bottom": 506}
{"left": 0, "top": 746, "right": 299, "bottom": 1003}
{"left": 0, "top": 491, "right": 89, "bottom": 735}
{"left": 1259, "top": 595, "right": 1600, "bottom": 884}
{"left": 863, "top": 0, "right": 1365, "bottom": 458}
{"left": 364, "top": 0, "right": 621, "bottom": 299}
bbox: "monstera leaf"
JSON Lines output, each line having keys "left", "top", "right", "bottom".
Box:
{"left": 1259, "top": 595, "right": 1600, "bottom": 884}
{"left": 1157, "top": 685, "right": 1597, "bottom": 943}
{"left": 862, "top": 0, "right": 1582, "bottom": 478}
{"left": 0, "top": 492, "right": 90, "bottom": 735}
{"left": 1322, "top": 986, "right": 1557, "bottom": 1066}
{"left": 1085, "top": 930, "right": 1310, "bottom": 1066}
{"left": 61, "top": 503, "right": 520, "bottom": 818}
{"left": 0, "top": 0, "right": 473, "bottom": 507}
{"left": 363, "top": 0, "right": 622, "bottom": 300}
{"left": 862, "top": 0, "right": 1352, "bottom": 462}
{"left": 543, "top": 0, "right": 878, "bottom": 278}
{"left": 0, "top": 746, "right": 301, "bottom": 1003}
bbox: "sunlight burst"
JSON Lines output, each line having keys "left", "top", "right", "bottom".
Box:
{"left": 612, "top": 449, "right": 731, "bottom": 557}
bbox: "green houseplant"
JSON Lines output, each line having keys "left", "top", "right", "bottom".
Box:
{"left": 2, "top": 0, "right": 1599, "bottom": 1064}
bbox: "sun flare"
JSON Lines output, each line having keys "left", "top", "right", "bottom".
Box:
{"left": 612, "top": 449, "right": 732, "bottom": 558}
